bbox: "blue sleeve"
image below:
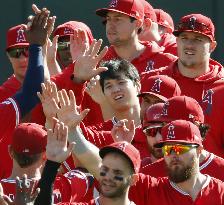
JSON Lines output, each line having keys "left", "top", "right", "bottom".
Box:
{"left": 13, "top": 44, "right": 44, "bottom": 118}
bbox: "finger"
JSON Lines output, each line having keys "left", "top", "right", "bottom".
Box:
{"left": 39, "top": 9, "right": 50, "bottom": 28}
{"left": 32, "top": 13, "right": 41, "bottom": 26}
{"left": 61, "top": 89, "right": 70, "bottom": 107}
{"left": 68, "top": 90, "right": 77, "bottom": 112}
{"left": 79, "top": 109, "right": 90, "bottom": 122}
{"left": 91, "top": 39, "right": 103, "bottom": 57}
{"left": 52, "top": 98, "right": 60, "bottom": 112}
{"left": 30, "top": 187, "right": 40, "bottom": 201}
{"left": 129, "top": 120, "right": 135, "bottom": 132}
{"left": 58, "top": 121, "right": 65, "bottom": 142}
{"left": 86, "top": 39, "right": 96, "bottom": 56}
{"left": 58, "top": 91, "right": 66, "bottom": 107}
{"left": 96, "top": 46, "right": 108, "bottom": 62}
{"left": 41, "top": 82, "right": 47, "bottom": 96}
{"left": 37, "top": 92, "right": 43, "bottom": 102}
{"left": 93, "top": 66, "right": 108, "bottom": 76}
{"left": 47, "top": 16, "right": 56, "bottom": 36}
{"left": 32, "top": 4, "right": 41, "bottom": 14}
{"left": 52, "top": 35, "right": 59, "bottom": 49}
{"left": 54, "top": 122, "right": 60, "bottom": 140}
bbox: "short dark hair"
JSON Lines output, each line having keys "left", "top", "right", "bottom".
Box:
{"left": 12, "top": 149, "right": 42, "bottom": 168}
{"left": 198, "top": 123, "right": 210, "bottom": 141}
{"left": 99, "top": 59, "right": 140, "bottom": 92}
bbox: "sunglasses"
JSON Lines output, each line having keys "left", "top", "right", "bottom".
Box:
{"left": 162, "top": 144, "right": 198, "bottom": 156}
{"left": 143, "top": 126, "right": 163, "bottom": 137}
{"left": 7, "top": 47, "right": 29, "bottom": 58}
{"left": 176, "top": 21, "right": 211, "bottom": 33}
{"left": 57, "top": 41, "right": 70, "bottom": 51}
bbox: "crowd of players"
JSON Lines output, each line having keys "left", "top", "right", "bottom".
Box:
{"left": 0, "top": 0, "right": 224, "bottom": 204}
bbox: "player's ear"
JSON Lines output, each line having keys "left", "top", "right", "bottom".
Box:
{"left": 129, "top": 174, "right": 139, "bottom": 186}
{"left": 209, "top": 40, "right": 217, "bottom": 53}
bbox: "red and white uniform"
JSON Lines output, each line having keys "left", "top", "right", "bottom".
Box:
{"left": 141, "top": 59, "right": 224, "bottom": 158}
{"left": 129, "top": 174, "right": 224, "bottom": 205}
{"left": 140, "top": 152, "right": 224, "bottom": 181}
{"left": 157, "top": 33, "right": 177, "bottom": 56}
{"left": 0, "top": 98, "right": 20, "bottom": 179}
{"left": 1, "top": 169, "right": 96, "bottom": 203}
{"left": 0, "top": 75, "right": 21, "bottom": 102}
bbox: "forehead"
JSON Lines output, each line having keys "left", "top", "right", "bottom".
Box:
{"left": 102, "top": 152, "right": 131, "bottom": 171}
{"left": 106, "top": 11, "right": 130, "bottom": 18}
{"left": 178, "top": 31, "right": 210, "bottom": 40}
{"left": 104, "top": 74, "right": 130, "bottom": 83}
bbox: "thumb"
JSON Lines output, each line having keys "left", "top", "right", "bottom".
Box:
{"left": 93, "top": 67, "right": 108, "bottom": 76}
{"left": 67, "top": 142, "right": 76, "bottom": 153}
{"left": 80, "top": 109, "right": 90, "bottom": 120}
{"left": 52, "top": 35, "right": 59, "bottom": 48}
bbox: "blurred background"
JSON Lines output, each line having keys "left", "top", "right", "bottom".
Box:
{"left": 0, "top": 0, "right": 223, "bottom": 83}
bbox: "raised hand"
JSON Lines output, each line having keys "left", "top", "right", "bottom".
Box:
{"left": 13, "top": 175, "right": 39, "bottom": 205}
{"left": 70, "top": 29, "right": 89, "bottom": 62}
{"left": 57, "top": 89, "right": 89, "bottom": 129}
{"left": 46, "top": 120, "right": 75, "bottom": 163}
{"left": 37, "top": 81, "right": 59, "bottom": 121}
{"left": 85, "top": 75, "right": 107, "bottom": 104}
{"left": 111, "top": 119, "right": 135, "bottom": 143}
{"left": 25, "top": 5, "right": 52, "bottom": 46}
{"left": 73, "top": 38, "right": 108, "bottom": 81}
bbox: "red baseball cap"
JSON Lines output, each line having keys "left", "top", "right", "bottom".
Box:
{"left": 96, "top": 0, "right": 144, "bottom": 21}
{"left": 173, "top": 13, "right": 215, "bottom": 41}
{"left": 11, "top": 123, "right": 47, "bottom": 156}
{"left": 99, "top": 141, "right": 141, "bottom": 173}
{"left": 53, "top": 21, "right": 94, "bottom": 44}
{"left": 155, "top": 120, "right": 203, "bottom": 148}
{"left": 160, "top": 96, "right": 204, "bottom": 123}
{"left": 154, "top": 9, "right": 174, "bottom": 33}
{"left": 141, "top": 0, "right": 157, "bottom": 22}
{"left": 142, "top": 103, "right": 164, "bottom": 129}
{"left": 138, "top": 75, "right": 181, "bottom": 101}
{"left": 6, "top": 24, "right": 29, "bottom": 51}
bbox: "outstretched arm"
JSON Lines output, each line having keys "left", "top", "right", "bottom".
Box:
{"left": 14, "top": 5, "right": 53, "bottom": 118}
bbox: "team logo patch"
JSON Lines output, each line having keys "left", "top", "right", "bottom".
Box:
{"left": 145, "top": 60, "right": 155, "bottom": 72}
{"left": 189, "top": 16, "right": 197, "bottom": 30}
{"left": 16, "top": 27, "right": 26, "bottom": 43}
{"left": 64, "top": 27, "right": 73, "bottom": 35}
{"left": 167, "top": 124, "right": 175, "bottom": 139}
{"left": 109, "top": 0, "right": 118, "bottom": 8}
{"left": 202, "top": 89, "right": 214, "bottom": 114}
{"left": 151, "top": 78, "right": 163, "bottom": 93}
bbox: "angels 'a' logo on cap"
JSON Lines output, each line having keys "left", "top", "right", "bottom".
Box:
{"left": 109, "top": 0, "right": 118, "bottom": 8}
{"left": 16, "top": 28, "right": 26, "bottom": 43}
{"left": 162, "top": 101, "right": 169, "bottom": 116}
{"left": 167, "top": 124, "right": 175, "bottom": 139}
{"left": 64, "top": 27, "right": 74, "bottom": 35}
{"left": 189, "top": 16, "right": 197, "bottom": 30}
{"left": 151, "top": 78, "right": 163, "bottom": 93}
{"left": 145, "top": 60, "right": 155, "bottom": 72}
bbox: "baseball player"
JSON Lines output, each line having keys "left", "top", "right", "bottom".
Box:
{"left": 0, "top": 6, "right": 53, "bottom": 179}
{"left": 68, "top": 119, "right": 224, "bottom": 205}
{"left": 141, "top": 96, "right": 224, "bottom": 181}
{"left": 154, "top": 8, "right": 177, "bottom": 55}
{"left": 141, "top": 13, "right": 224, "bottom": 158}
{"left": 30, "top": 119, "right": 140, "bottom": 205}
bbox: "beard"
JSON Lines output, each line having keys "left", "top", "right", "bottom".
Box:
{"left": 166, "top": 156, "right": 197, "bottom": 183}
{"left": 99, "top": 178, "right": 130, "bottom": 198}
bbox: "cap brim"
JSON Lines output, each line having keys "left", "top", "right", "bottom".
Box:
{"left": 173, "top": 30, "right": 213, "bottom": 41}
{"left": 6, "top": 43, "right": 29, "bottom": 51}
{"left": 137, "top": 92, "right": 167, "bottom": 102}
{"left": 154, "top": 140, "right": 200, "bottom": 148}
{"left": 96, "top": 8, "right": 133, "bottom": 18}
{"left": 99, "top": 146, "right": 135, "bottom": 171}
